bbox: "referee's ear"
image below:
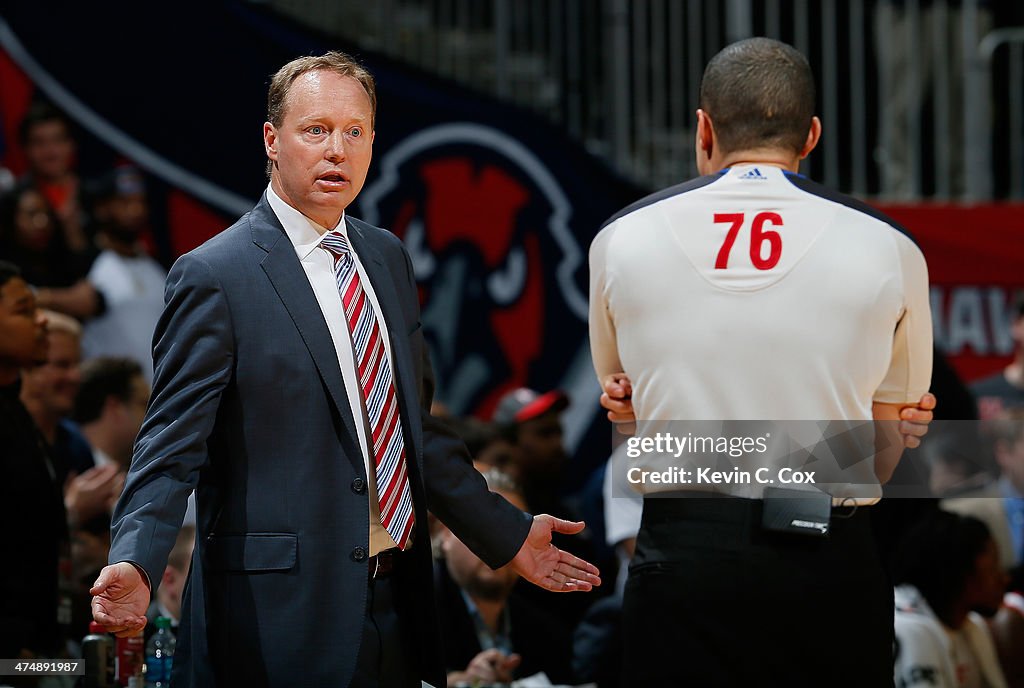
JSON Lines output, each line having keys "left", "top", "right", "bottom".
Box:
{"left": 695, "top": 109, "right": 715, "bottom": 174}
{"left": 799, "top": 116, "right": 822, "bottom": 160}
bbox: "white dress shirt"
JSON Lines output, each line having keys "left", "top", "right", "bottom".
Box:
{"left": 267, "top": 184, "right": 401, "bottom": 555}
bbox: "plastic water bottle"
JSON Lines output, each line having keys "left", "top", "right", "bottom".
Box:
{"left": 144, "top": 617, "right": 175, "bottom": 688}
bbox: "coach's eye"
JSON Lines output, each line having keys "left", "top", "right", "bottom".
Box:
{"left": 309, "top": 126, "right": 324, "bottom": 135}
{"left": 405, "top": 219, "right": 436, "bottom": 280}
{"left": 349, "top": 127, "right": 362, "bottom": 138}
{"left": 487, "top": 245, "right": 526, "bottom": 306}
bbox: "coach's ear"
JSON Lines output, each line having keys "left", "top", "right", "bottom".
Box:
{"left": 264, "top": 122, "right": 279, "bottom": 163}
{"left": 800, "top": 116, "right": 822, "bottom": 159}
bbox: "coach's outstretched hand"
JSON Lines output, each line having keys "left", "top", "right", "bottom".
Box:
{"left": 90, "top": 562, "right": 150, "bottom": 638}
{"left": 510, "top": 515, "right": 601, "bottom": 592}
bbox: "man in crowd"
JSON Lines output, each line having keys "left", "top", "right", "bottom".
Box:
{"left": 16, "top": 103, "right": 103, "bottom": 320}
{"left": 892, "top": 511, "right": 1009, "bottom": 688}
{"left": 74, "top": 357, "right": 151, "bottom": 470}
{"left": 973, "top": 297, "right": 1024, "bottom": 419}
{"left": 145, "top": 526, "right": 195, "bottom": 643}
{"left": 0, "top": 260, "right": 65, "bottom": 660}
{"left": 437, "top": 470, "right": 573, "bottom": 687}
{"left": 19, "top": 309, "right": 122, "bottom": 531}
{"left": 945, "top": 412, "right": 1024, "bottom": 571}
{"left": 81, "top": 166, "right": 166, "bottom": 382}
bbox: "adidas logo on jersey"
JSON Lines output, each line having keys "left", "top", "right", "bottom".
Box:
{"left": 739, "top": 167, "right": 767, "bottom": 180}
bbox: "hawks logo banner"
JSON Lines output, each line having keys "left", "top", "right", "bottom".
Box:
{"left": 877, "top": 204, "right": 1024, "bottom": 383}
{"left": 358, "top": 123, "right": 592, "bottom": 418}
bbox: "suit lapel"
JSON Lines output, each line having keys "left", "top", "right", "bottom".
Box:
{"left": 250, "top": 197, "right": 361, "bottom": 459}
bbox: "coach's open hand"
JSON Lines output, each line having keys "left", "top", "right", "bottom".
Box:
{"left": 509, "top": 515, "right": 602, "bottom": 592}
{"left": 90, "top": 562, "right": 150, "bottom": 637}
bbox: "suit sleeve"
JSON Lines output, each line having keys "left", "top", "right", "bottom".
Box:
{"left": 873, "top": 236, "right": 933, "bottom": 405}
{"left": 396, "top": 244, "right": 533, "bottom": 569}
{"left": 108, "top": 252, "right": 235, "bottom": 586}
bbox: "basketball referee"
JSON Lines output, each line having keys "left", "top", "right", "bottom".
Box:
{"left": 590, "top": 38, "right": 933, "bottom": 686}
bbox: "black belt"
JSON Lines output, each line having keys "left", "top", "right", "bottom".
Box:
{"left": 368, "top": 548, "right": 401, "bottom": 579}
{"left": 643, "top": 491, "right": 861, "bottom": 518}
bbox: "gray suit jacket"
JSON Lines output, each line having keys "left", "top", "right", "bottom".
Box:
{"left": 109, "top": 194, "right": 532, "bottom": 687}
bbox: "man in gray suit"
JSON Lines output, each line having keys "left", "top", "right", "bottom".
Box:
{"left": 90, "top": 51, "right": 599, "bottom": 687}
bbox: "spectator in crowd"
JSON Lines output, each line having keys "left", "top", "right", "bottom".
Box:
{"left": 493, "top": 387, "right": 571, "bottom": 516}
{"left": 921, "top": 424, "right": 994, "bottom": 498}
{"left": 19, "top": 309, "right": 122, "bottom": 531}
{"left": 0, "top": 181, "right": 103, "bottom": 320}
{"left": 494, "top": 387, "right": 604, "bottom": 627}
{"left": 892, "top": 510, "right": 1009, "bottom": 688}
{"left": 944, "top": 411, "right": 1024, "bottom": 571}
{"left": 70, "top": 507, "right": 114, "bottom": 641}
{"left": 81, "top": 165, "right": 166, "bottom": 382}
{"left": 991, "top": 566, "right": 1024, "bottom": 688}
{"left": 443, "top": 415, "right": 519, "bottom": 477}
{"left": 437, "top": 470, "right": 573, "bottom": 687}
{"left": 73, "top": 357, "right": 150, "bottom": 470}
{"left": 145, "top": 525, "right": 196, "bottom": 642}
{"left": 18, "top": 101, "right": 92, "bottom": 257}
{"left": 19, "top": 310, "right": 92, "bottom": 477}
{"left": 973, "top": 297, "right": 1024, "bottom": 419}
{"left": 0, "top": 259, "right": 67, "bottom": 659}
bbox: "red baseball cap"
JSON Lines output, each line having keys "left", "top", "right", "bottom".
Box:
{"left": 492, "top": 387, "right": 570, "bottom": 424}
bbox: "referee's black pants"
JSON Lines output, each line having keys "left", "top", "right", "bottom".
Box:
{"left": 621, "top": 493, "right": 894, "bottom": 687}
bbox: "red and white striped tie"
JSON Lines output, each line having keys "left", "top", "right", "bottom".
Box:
{"left": 321, "top": 230, "right": 415, "bottom": 549}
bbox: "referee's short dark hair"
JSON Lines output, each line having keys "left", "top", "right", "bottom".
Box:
{"left": 74, "top": 357, "right": 144, "bottom": 425}
{"left": 699, "top": 37, "right": 816, "bottom": 156}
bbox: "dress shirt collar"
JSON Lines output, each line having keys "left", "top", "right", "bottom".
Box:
{"left": 266, "top": 183, "right": 348, "bottom": 260}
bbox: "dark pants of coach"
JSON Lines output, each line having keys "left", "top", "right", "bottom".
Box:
{"left": 621, "top": 493, "right": 893, "bottom": 687}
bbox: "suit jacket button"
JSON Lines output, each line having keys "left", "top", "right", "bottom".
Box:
{"left": 351, "top": 477, "right": 367, "bottom": 494}
{"left": 351, "top": 546, "right": 367, "bottom": 562}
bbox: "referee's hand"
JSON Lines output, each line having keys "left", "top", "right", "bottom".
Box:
{"left": 899, "top": 392, "right": 936, "bottom": 449}
{"left": 601, "top": 373, "right": 635, "bottom": 434}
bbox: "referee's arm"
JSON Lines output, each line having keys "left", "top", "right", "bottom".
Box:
{"left": 872, "top": 236, "right": 933, "bottom": 483}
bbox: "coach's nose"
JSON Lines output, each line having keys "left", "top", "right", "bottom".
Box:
{"left": 324, "top": 129, "right": 347, "bottom": 163}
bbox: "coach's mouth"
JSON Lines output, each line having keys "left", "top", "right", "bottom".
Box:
{"left": 316, "top": 172, "right": 350, "bottom": 190}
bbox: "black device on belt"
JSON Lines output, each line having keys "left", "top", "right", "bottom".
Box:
{"left": 761, "top": 487, "right": 832, "bottom": 538}
{"left": 368, "top": 548, "right": 401, "bottom": 579}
